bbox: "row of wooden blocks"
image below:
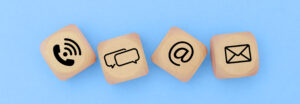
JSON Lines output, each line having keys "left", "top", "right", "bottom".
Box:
{"left": 40, "top": 24, "right": 259, "bottom": 84}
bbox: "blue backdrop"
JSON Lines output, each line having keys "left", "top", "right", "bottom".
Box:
{"left": 0, "top": 0, "right": 299, "bottom": 104}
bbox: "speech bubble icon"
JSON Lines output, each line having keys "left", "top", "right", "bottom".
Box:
{"left": 114, "top": 48, "right": 140, "bottom": 67}
{"left": 104, "top": 48, "right": 126, "bottom": 68}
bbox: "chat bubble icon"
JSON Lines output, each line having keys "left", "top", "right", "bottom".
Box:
{"left": 114, "top": 48, "right": 140, "bottom": 67}
{"left": 104, "top": 48, "right": 126, "bottom": 68}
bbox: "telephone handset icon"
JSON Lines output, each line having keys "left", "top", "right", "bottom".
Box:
{"left": 53, "top": 45, "right": 74, "bottom": 66}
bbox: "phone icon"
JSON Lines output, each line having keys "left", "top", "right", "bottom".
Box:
{"left": 52, "top": 38, "right": 81, "bottom": 66}
{"left": 53, "top": 45, "right": 74, "bottom": 66}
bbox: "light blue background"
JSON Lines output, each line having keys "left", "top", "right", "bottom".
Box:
{"left": 0, "top": 0, "right": 299, "bottom": 104}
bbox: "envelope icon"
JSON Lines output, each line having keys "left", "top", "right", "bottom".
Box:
{"left": 224, "top": 44, "right": 252, "bottom": 64}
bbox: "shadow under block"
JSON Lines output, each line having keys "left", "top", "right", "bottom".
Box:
{"left": 40, "top": 24, "right": 96, "bottom": 80}
{"left": 97, "top": 33, "right": 149, "bottom": 84}
{"left": 151, "top": 27, "right": 207, "bottom": 82}
{"left": 210, "top": 32, "right": 259, "bottom": 79}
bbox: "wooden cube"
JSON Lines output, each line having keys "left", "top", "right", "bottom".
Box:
{"left": 151, "top": 27, "right": 207, "bottom": 82}
{"left": 40, "top": 24, "right": 96, "bottom": 80}
{"left": 97, "top": 33, "right": 149, "bottom": 84}
{"left": 210, "top": 32, "right": 259, "bottom": 79}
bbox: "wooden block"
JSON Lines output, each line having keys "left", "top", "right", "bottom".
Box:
{"left": 40, "top": 24, "right": 96, "bottom": 80}
{"left": 210, "top": 32, "right": 259, "bottom": 79}
{"left": 97, "top": 33, "right": 149, "bottom": 84}
{"left": 151, "top": 27, "right": 207, "bottom": 82}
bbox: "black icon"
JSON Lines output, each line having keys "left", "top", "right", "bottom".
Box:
{"left": 168, "top": 41, "right": 194, "bottom": 66}
{"left": 104, "top": 48, "right": 140, "bottom": 68}
{"left": 53, "top": 38, "right": 81, "bottom": 66}
{"left": 224, "top": 44, "right": 251, "bottom": 64}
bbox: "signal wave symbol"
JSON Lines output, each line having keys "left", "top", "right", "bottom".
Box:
{"left": 53, "top": 38, "right": 81, "bottom": 66}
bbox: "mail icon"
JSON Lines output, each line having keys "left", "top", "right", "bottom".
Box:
{"left": 224, "top": 44, "right": 252, "bottom": 64}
